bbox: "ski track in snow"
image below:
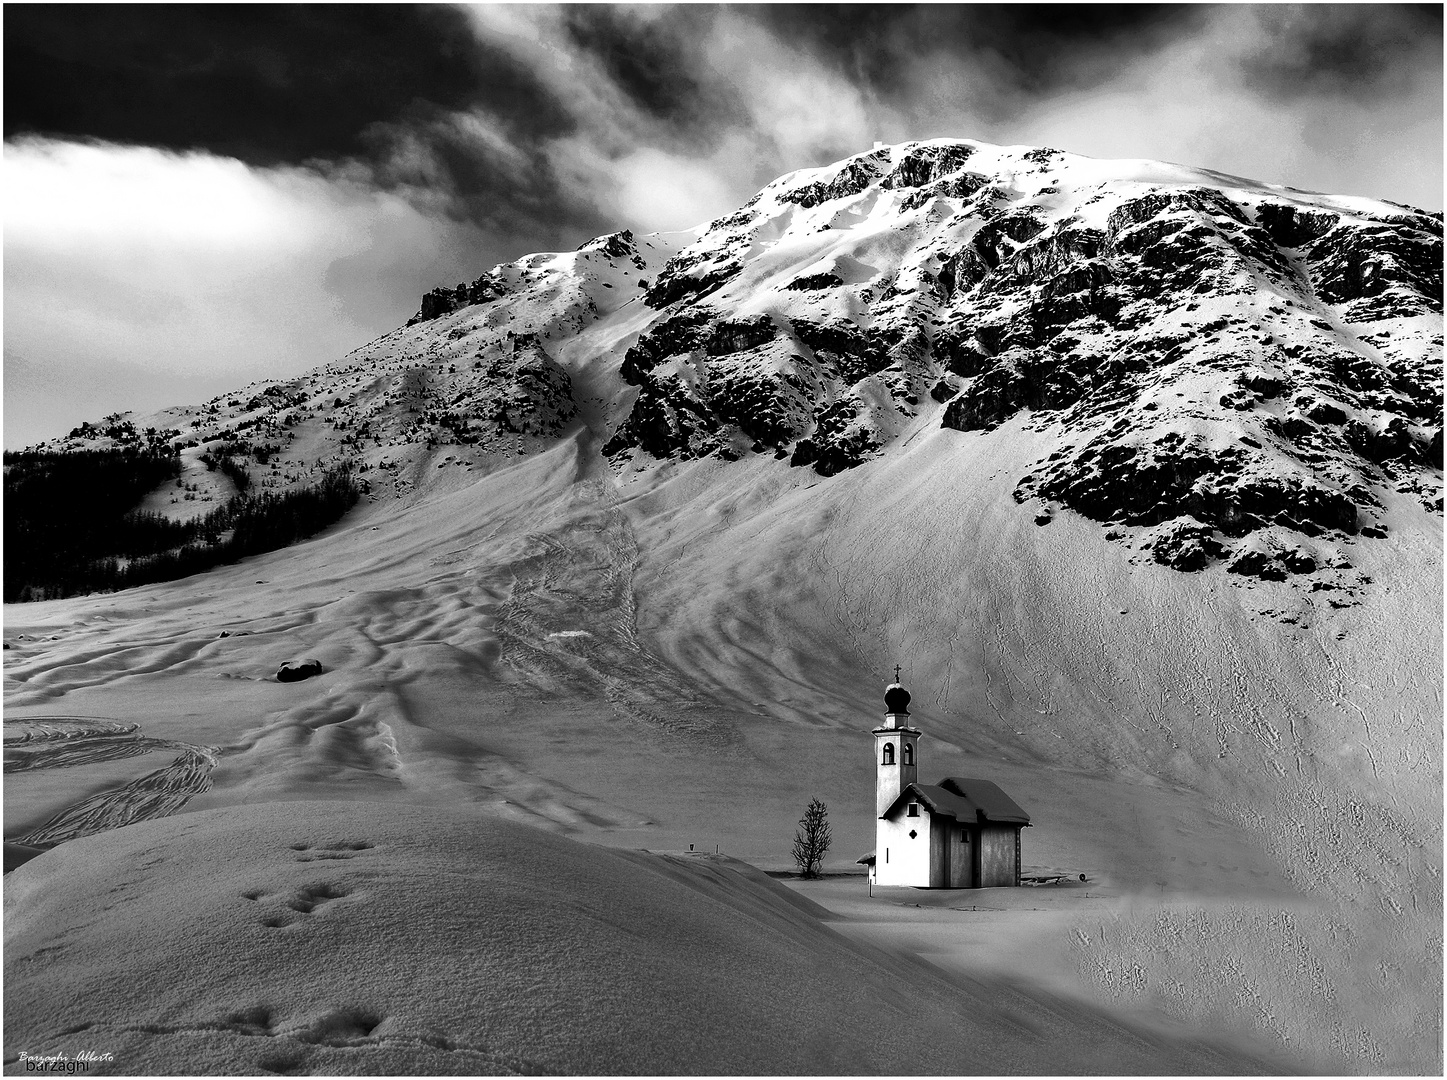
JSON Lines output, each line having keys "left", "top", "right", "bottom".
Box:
{"left": 4, "top": 717, "right": 218, "bottom": 847}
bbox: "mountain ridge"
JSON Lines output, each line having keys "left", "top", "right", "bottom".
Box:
{"left": 31, "top": 137, "right": 1442, "bottom": 592}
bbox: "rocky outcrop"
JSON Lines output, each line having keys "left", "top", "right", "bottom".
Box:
{"left": 485, "top": 347, "right": 578, "bottom": 438}
{"left": 604, "top": 309, "right": 922, "bottom": 470}
{"left": 277, "top": 658, "right": 324, "bottom": 682}
{"left": 409, "top": 273, "right": 506, "bottom": 325}
{"left": 1302, "top": 219, "right": 1443, "bottom": 321}
{"left": 579, "top": 229, "right": 647, "bottom": 268}
{"left": 644, "top": 252, "right": 741, "bottom": 309}
{"left": 779, "top": 150, "right": 889, "bottom": 209}
{"left": 788, "top": 394, "right": 884, "bottom": 477}
{"left": 880, "top": 143, "right": 976, "bottom": 190}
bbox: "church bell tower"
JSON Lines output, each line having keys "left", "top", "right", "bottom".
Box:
{"left": 873, "top": 674, "right": 920, "bottom": 818}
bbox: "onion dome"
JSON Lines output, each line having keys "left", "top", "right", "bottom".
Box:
{"left": 884, "top": 682, "right": 911, "bottom": 715}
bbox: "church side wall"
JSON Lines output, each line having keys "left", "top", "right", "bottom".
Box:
{"left": 978, "top": 825, "right": 1018, "bottom": 887}
{"left": 948, "top": 825, "right": 973, "bottom": 888}
{"left": 929, "top": 817, "right": 949, "bottom": 888}
{"left": 876, "top": 813, "right": 932, "bottom": 886}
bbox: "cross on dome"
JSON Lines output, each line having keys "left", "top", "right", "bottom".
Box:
{"left": 884, "top": 678, "right": 911, "bottom": 715}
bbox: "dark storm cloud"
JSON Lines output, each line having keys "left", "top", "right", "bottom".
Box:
{"left": 7, "top": 4, "right": 1440, "bottom": 234}
{"left": 2, "top": 4, "right": 573, "bottom": 165}
{"left": 750, "top": 4, "right": 1210, "bottom": 99}
{"left": 558, "top": 6, "right": 737, "bottom": 137}
{"left": 1236, "top": 4, "right": 1443, "bottom": 99}
{"left": 3, "top": 4, "right": 628, "bottom": 267}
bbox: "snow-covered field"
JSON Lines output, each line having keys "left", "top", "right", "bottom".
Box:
{"left": 6, "top": 801, "right": 1300, "bottom": 1075}
{"left": 5, "top": 140, "right": 1441, "bottom": 1074}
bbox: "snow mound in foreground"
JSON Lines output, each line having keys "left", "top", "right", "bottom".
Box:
{"left": 4, "top": 801, "right": 1283, "bottom": 1075}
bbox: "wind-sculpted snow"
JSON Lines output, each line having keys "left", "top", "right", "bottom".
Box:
{"left": 3, "top": 717, "right": 217, "bottom": 847}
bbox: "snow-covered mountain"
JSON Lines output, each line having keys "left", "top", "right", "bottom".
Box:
{"left": 8, "top": 140, "right": 1443, "bottom": 1072}
{"left": 45, "top": 139, "right": 1441, "bottom": 590}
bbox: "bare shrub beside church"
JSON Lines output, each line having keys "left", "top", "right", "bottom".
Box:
{"left": 792, "top": 798, "right": 832, "bottom": 878}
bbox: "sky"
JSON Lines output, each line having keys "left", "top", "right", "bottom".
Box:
{"left": 5, "top": 3, "right": 1442, "bottom": 448}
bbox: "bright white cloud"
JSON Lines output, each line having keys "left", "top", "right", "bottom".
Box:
{"left": 701, "top": 12, "right": 879, "bottom": 167}
{"left": 3, "top": 138, "right": 483, "bottom": 447}
{"left": 897, "top": 7, "right": 1443, "bottom": 209}
{"left": 459, "top": 7, "right": 888, "bottom": 234}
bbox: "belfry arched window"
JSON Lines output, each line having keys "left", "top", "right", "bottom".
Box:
{"left": 882, "top": 743, "right": 895, "bottom": 765}
{"left": 903, "top": 743, "right": 914, "bottom": 766}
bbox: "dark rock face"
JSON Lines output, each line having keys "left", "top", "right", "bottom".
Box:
{"left": 1257, "top": 204, "right": 1339, "bottom": 248}
{"left": 779, "top": 150, "right": 889, "bottom": 209}
{"left": 1304, "top": 219, "right": 1443, "bottom": 320}
{"left": 580, "top": 229, "right": 646, "bottom": 266}
{"left": 941, "top": 348, "right": 1094, "bottom": 431}
{"left": 792, "top": 320, "right": 893, "bottom": 384}
{"left": 487, "top": 348, "right": 578, "bottom": 438}
{"left": 1149, "top": 520, "right": 1228, "bottom": 571}
{"left": 602, "top": 372, "right": 719, "bottom": 459}
{"left": 1225, "top": 541, "right": 1319, "bottom": 580}
{"left": 408, "top": 269, "right": 515, "bottom": 324}
{"left": 607, "top": 305, "right": 919, "bottom": 467}
{"left": 1017, "top": 435, "right": 1362, "bottom": 540}
{"left": 277, "top": 658, "right": 324, "bottom": 683}
{"left": 918, "top": 182, "right": 1439, "bottom": 575}
{"left": 880, "top": 144, "right": 975, "bottom": 190}
{"left": 643, "top": 258, "right": 739, "bottom": 309}
{"left": 785, "top": 272, "right": 846, "bottom": 291}
{"left": 707, "top": 316, "right": 777, "bottom": 356}
{"left": 899, "top": 171, "right": 991, "bottom": 213}
{"left": 789, "top": 396, "right": 883, "bottom": 477}
{"left": 620, "top": 309, "right": 714, "bottom": 384}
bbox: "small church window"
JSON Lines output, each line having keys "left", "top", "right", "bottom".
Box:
{"left": 959, "top": 828, "right": 969, "bottom": 843}
{"left": 882, "top": 743, "right": 895, "bottom": 765}
{"left": 903, "top": 743, "right": 914, "bottom": 766}
{"left": 907, "top": 802, "right": 919, "bottom": 817}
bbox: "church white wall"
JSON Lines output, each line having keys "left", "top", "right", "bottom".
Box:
{"left": 875, "top": 810, "right": 932, "bottom": 886}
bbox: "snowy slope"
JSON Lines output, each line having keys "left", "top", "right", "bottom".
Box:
{"left": 6, "top": 139, "right": 1442, "bottom": 1073}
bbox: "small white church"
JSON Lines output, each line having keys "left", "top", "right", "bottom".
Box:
{"left": 859, "top": 679, "right": 1030, "bottom": 888}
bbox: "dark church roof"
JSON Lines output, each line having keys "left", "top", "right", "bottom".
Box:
{"left": 939, "top": 777, "right": 1030, "bottom": 823}
{"left": 880, "top": 777, "right": 1030, "bottom": 824}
